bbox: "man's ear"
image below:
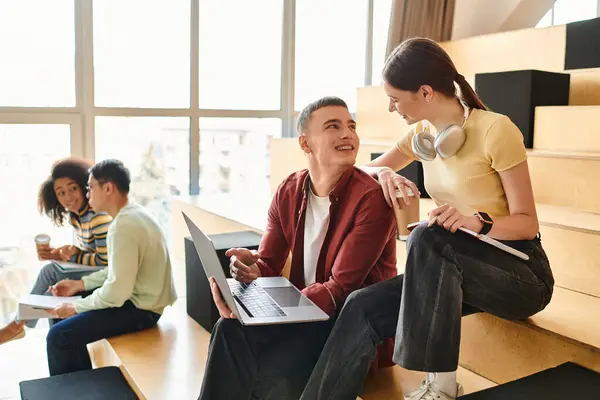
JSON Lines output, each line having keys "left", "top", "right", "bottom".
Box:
{"left": 299, "top": 134, "right": 311, "bottom": 154}
{"left": 104, "top": 181, "right": 115, "bottom": 196}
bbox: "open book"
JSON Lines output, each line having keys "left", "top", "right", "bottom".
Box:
{"left": 17, "top": 294, "right": 82, "bottom": 320}
{"left": 51, "top": 260, "right": 102, "bottom": 273}
{"left": 407, "top": 221, "right": 530, "bottom": 261}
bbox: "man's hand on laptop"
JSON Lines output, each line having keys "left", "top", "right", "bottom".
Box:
{"left": 209, "top": 277, "right": 236, "bottom": 319}
{"left": 225, "top": 248, "right": 262, "bottom": 284}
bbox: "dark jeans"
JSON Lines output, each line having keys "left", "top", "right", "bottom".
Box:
{"left": 199, "top": 317, "right": 335, "bottom": 400}
{"left": 46, "top": 299, "right": 161, "bottom": 376}
{"left": 26, "top": 263, "right": 99, "bottom": 328}
{"left": 301, "top": 224, "right": 554, "bottom": 400}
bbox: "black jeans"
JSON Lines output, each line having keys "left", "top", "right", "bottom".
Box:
{"left": 198, "top": 317, "right": 335, "bottom": 400}
{"left": 300, "top": 224, "right": 554, "bottom": 400}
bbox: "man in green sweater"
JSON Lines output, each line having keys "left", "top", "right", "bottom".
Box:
{"left": 46, "top": 159, "right": 177, "bottom": 376}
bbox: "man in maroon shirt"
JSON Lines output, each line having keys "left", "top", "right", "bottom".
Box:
{"left": 198, "top": 96, "right": 398, "bottom": 400}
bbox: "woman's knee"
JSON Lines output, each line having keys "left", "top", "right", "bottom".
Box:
{"left": 38, "top": 263, "right": 59, "bottom": 280}
{"left": 340, "top": 285, "right": 382, "bottom": 320}
{"left": 406, "top": 224, "right": 438, "bottom": 250}
{"left": 406, "top": 224, "right": 454, "bottom": 258}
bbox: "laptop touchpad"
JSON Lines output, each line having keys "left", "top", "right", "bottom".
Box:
{"left": 263, "top": 287, "right": 312, "bottom": 308}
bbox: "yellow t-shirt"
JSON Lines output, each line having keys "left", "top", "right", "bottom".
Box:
{"left": 396, "top": 109, "right": 527, "bottom": 218}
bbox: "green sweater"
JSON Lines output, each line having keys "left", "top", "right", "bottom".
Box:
{"left": 74, "top": 203, "right": 177, "bottom": 314}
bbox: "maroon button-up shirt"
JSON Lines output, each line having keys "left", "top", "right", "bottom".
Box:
{"left": 256, "top": 166, "right": 398, "bottom": 367}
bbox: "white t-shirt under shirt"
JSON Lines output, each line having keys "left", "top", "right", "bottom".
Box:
{"left": 303, "top": 188, "right": 331, "bottom": 286}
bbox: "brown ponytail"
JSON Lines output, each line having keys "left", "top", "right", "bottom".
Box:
{"left": 383, "top": 37, "right": 487, "bottom": 110}
{"left": 455, "top": 73, "right": 486, "bottom": 110}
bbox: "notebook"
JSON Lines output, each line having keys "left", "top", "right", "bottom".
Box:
{"left": 51, "top": 260, "right": 102, "bottom": 273}
{"left": 17, "top": 294, "right": 82, "bottom": 320}
{"left": 407, "top": 221, "right": 530, "bottom": 261}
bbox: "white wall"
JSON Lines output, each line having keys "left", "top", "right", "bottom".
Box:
{"left": 451, "top": 0, "right": 556, "bottom": 40}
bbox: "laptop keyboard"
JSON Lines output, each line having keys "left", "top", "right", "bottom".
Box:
{"left": 229, "top": 281, "right": 286, "bottom": 318}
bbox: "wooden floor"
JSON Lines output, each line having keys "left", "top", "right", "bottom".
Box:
{"left": 0, "top": 328, "right": 49, "bottom": 400}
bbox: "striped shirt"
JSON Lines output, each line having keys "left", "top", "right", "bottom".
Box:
{"left": 69, "top": 204, "right": 112, "bottom": 266}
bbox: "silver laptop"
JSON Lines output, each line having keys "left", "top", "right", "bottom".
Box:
{"left": 183, "top": 212, "right": 330, "bottom": 326}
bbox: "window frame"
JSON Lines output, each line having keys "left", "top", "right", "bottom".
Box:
{"left": 0, "top": 0, "right": 382, "bottom": 196}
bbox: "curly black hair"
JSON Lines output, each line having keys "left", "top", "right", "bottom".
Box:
{"left": 38, "top": 157, "right": 93, "bottom": 227}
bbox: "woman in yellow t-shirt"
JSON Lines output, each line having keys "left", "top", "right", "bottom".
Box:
{"left": 300, "top": 38, "right": 554, "bottom": 400}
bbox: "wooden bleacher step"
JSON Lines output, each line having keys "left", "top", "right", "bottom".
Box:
{"left": 535, "top": 203, "right": 600, "bottom": 297}
{"left": 92, "top": 299, "right": 497, "bottom": 400}
{"left": 360, "top": 365, "right": 496, "bottom": 399}
{"left": 568, "top": 67, "right": 600, "bottom": 105}
{"left": 527, "top": 150, "right": 600, "bottom": 212}
{"left": 534, "top": 106, "right": 600, "bottom": 153}
{"left": 526, "top": 287, "right": 600, "bottom": 350}
{"left": 98, "top": 301, "right": 210, "bottom": 400}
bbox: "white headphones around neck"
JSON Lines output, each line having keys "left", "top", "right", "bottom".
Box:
{"left": 411, "top": 101, "right": 470, "bottom": 162}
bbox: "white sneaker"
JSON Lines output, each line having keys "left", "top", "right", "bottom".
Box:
{"left": 404, "top": 380, "right": 464, "bottom": 400}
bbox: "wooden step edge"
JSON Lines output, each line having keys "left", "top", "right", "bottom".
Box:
{"left": 536, "top": 203, "right": 600, "bottom": 236}
{"left": 519, "top": 286, "right": 600, "bottom": 352}
{"left": 361, "top": 143, "right": 600, "bottom": 161}
{"left": 360, "top": 365, "right": 496, "bottom": 399}
{"left": 535, "top": 104, "right": 600, "bottom": 111}
{"left": 456, "top": 366, "right": 498, "bottom": 395}
{"left": 569, "top": 66, "right": 600, "bottom": 75}
{"left": 527, "top": 149, "right": 600, "bottom": 160}
{"left": 88, "top": 338, "right": 123, "bottom": 369}
{"left": 360, "top": 139, "right": 398, "bottom": 147}
{"left": 419, "top": 199, "right": 600, "bottom": 236}
{"left": 87, "top": 339, "right": 147, "bottom": 400}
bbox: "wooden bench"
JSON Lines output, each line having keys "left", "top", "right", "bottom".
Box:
{"left": 90, "top": 300, "right": 496, "bottom": 399}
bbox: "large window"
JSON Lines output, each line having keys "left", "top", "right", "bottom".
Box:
{"left": 198, "top": 0, "right": 283, "bottom": 110}
{"left": 95, "top": 117, "right": 190, "bottom": 235}
{"left": 0, "top": 1, "right": 75, "bottom": 107}
{"left": 0, "top": 0, "right": 387, "bottom": 240}
{"left": 537, "top": 0, "right": 599, "bottom": 27}
{"left": 94, "top": 0, "right": 191, "bottom": 108}
{"left": 198, "top": 118, "right": 281, "bottom": 228}
{"left": 0, "top": 124, "right": 72, "bottom": 248}
{"left": 294, "top": 0, "right": 369, "bottom": 112}
{"left": 372, "top": 0, "right": 393, "bottom": 85}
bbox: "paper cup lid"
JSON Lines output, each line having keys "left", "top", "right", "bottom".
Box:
{"left": 395, "top": 187, "right": 415, "bottom": 198}
{"left": 34, "top": 234, "right": 51, "bottom": 243}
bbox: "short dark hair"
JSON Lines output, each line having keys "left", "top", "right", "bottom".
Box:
{"left": 296, "top": 96, "right": 349, "bottom": 135}
{"left": 89, "top": 159, "right": 131, "bottom": 195}
{"left": 38, "top": 157, "right": 93, "bottom": 227}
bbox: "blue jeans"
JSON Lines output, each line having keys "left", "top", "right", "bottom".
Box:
{"left": 46, "top": 300, "right": 161, "bottom": 376}
{"left": 300, "top": 224, "right": 554, "bottom": 400}
{"left": 26, "top": 263, "right": 100, "bottom": 328}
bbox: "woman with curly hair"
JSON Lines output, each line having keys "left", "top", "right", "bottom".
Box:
{"left": 0, "top": 157, "right": 113, "bottom": 345}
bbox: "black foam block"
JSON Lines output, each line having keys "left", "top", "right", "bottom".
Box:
{"left": 461, "top": 362, "right": 600, "bottom": 399}
{"left": 20, "top": 366, "right": 138, "bottom": 400}
{"left": 475, "top": 70, "right": 570, "bottom": 148}
{"left": 565, "top": 17, "right": 600, "bottom": 70}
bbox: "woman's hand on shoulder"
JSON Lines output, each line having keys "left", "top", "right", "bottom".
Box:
{"left": 377, "top": 167, "right": 421, "bottom": 208}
